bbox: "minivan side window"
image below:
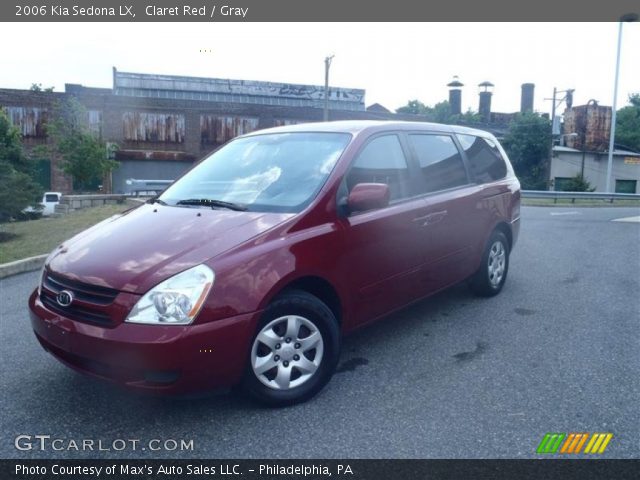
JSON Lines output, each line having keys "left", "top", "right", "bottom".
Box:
{"left": 409, "top": 134, "right": 468, "bottom": 193}
{"left": 347, "top": 135, "right": 412, "bottom": 201}
{"left": 457, "top": 134, "right": 507, "bottom": 183}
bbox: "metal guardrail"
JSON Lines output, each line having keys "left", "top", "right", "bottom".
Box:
{"left": 124, "top": 179, "right": 173, "bottom": 196}
{"left": 522, "top": 190, "right": 640, "bottom": 203}
{"left": 120, "top": 181, "right": 640, "bottom": 203}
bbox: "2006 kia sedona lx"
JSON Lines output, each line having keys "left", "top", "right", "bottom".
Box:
{"left": 29, "top": 121, "right": 520, "bottom": 406}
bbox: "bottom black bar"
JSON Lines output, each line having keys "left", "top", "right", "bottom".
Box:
{"left": 2, "top": 459, "right": 639, "bottom": 480}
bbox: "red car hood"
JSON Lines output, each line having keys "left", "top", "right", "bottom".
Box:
{"left": 46, "top": 203, "right": 293, "bottom": 294}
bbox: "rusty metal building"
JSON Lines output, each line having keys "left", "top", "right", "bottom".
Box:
{"left": 1, "top": 69, "right": 386, "bottom": 193}
{"left": 0, "top": 68, "right": 514, "bottom": 194}
{"left": 563, "top": 100, "right": 613, "bottom": 152}
{"left": 551, "top": 100, "right": 639, "bottom": 193}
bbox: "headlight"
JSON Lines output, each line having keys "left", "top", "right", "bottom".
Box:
{"left": 126, "top": 265, "right": 214, "bottom": 325}
{"left": 36, "top": 265, "right": 46, "bottom": 296}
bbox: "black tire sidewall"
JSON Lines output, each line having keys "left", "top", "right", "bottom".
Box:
{"left": 473, "top": 231, "right": 510, "bottom": 296}
{"left": 242, "top": 290, "right": 340, "bottom": 407}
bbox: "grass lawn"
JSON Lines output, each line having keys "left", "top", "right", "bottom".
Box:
{"left": 2, "top": 199, "right": 637, "bottom": 264}
{"left": 0, "top": 204, "right": 132, "bottom": 264}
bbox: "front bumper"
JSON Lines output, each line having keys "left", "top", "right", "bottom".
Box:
{"left": 511, "top": 216, "right": 521, "bottom": 250}
{"left": 29, "top": 290, "right": 260, "bottom": 394}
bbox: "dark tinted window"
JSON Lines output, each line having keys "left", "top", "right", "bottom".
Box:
{"left": 615, "top": 179, "right": 637, "bottom": 194}
{"left": 347, "top": 135, "right": 411, "bottom": 201}
{"left": 44, "top": 194, "right": 59, "bottom": 202}
{"left": 554, "top": 177, "right": 572, "bottom": 191}
{"left": 409, "top": 134, "right": 468, "bottom": 193}
{"left": 457, "top": 134, "right": 507, "bottom": 183}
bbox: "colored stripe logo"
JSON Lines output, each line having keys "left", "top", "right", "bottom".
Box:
{"left": 537, "top": 433, "right": 613, "bottom": 454}
{"left": 583, "top": 433, "right": 613, "bottom": 454}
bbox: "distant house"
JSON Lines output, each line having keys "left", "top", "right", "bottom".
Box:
{"left": 552, "top": 101, "right": 640, "bottom": 193}
{"left": 551, "top": 146, "right": 640, "bottom": 193}
{"left": 366, "top": 103, "right": 391, "bottom": 114}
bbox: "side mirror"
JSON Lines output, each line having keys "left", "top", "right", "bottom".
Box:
{"left": 347, "top": 183, "right": 390, "bottom": 213}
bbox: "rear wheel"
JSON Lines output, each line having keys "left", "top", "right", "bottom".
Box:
{"left": 242, "top": 290, "right": 340, "bottom": 407}
{"left": 469, "top": 230, "right": 510, "bottom": 297}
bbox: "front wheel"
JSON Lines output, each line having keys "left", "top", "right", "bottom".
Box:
{"left": 469, "top": 230, "right": 510, "bottom": 297}
{"left": 242, "top": 290, "right": 340, "bottom": 407}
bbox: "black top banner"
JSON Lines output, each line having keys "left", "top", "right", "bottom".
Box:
{"left": 3, "top": 0, "right": 640, "bottom": 22}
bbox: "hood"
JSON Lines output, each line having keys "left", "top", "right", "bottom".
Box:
{"left": 47, "top": 203, "right": 293, "bottom": 294}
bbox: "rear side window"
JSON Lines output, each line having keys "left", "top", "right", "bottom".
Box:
{"left": 409, "top": 134, "right": 468, "bottom": 193}
{"left": 347, "top": 135, "right": 411, "bottom": 201}
{"left": 45, "top": 194, "right": 59, "bottom": 202}
{"left": 457, "top": 134, "right": 507, "bottom": 183}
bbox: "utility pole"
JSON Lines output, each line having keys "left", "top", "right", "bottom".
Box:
{"left": 551, "top": 87, "right": 557, "bottom": 135}
{"left": 547, "top": 88, "right": 558, "bottom": 191}
{"left": 546, "top": 88, "right": 574, "bottom": 137}
{"left": 323, "top": 55, "right": 334, "bottom": 122}
{"left": 544, "top": 87, "right": 574, "bottom": 190}
{"left": 605, "top": 15, "right": 637, "bottom": 191}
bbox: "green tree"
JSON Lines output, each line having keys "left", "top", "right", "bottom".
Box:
{"left": 29, "top": 83, "right": 55, "bottom": 92}
{"left": 615, "top": 93, "right": 640, "bottom": 152}
{"left": 0, "top": 109, "right": 43, "bottom": 222}
{"left": 502, "top": 112, "right": 552, "bottom": 190}
{"left": 428, "top": 101, "right": 453, "bottom": 123}
{"left": 556, "top": 174, "right": 595, "bottom": 192}
{"left": 452, "top": 109, "right": 483, "bottom": 125}
{"left": 396, "top": 99, "right": 430, "bottom": 115}
{"left": 396, "top": 100, "right": 453, "bottom": 123}
{"left": 45, "top": 97, "right": 117, "bottom": 191}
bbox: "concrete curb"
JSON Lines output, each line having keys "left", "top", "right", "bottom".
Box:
{"left": 0, "top": 254, "right": 47, "bottom": 279}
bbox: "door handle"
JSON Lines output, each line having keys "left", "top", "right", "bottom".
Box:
{"left": 412, "top": 210, "right": 448, "bottom": 227}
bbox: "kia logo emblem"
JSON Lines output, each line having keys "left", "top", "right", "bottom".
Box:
{"left": 56, "top": 290, "right": 74, "bottom": 307}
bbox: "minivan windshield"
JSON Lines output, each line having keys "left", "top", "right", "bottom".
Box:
{"left": 159, "top": 132, "right": 351, "bottom": 213}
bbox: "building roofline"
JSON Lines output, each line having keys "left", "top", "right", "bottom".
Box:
{"left": 113, "top": 68, "right": 365, "bottom": 95}
{"left": 243, "top": 120, "right": 496, "bottom": 138}
{"left": 553, "top": 145, "right": 640, "bottom": 156}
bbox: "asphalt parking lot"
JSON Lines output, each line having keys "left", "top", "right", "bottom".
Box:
{"left": 1, "top": 206, "right": 638, "bottom": 459}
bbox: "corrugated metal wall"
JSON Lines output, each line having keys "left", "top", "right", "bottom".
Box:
{"left": 200, "top": 115, "right": 259, "bottom": 144}
{"left": 564, "top": 104, "right": 612, "bottom": 152}
{"left": 273, "top": 119, "right": 299, "bottom": 127}
{"left": 87, "top": 110, "right": 103, "bottom": 137}
{"left": 114, "top": 70, "right": 366, "bottom": 110}
{"left": 4, "top": 106, "right": 48, "bottom": 137}
{"left": 122, "top": 112, "right": 185, "bottom": 143}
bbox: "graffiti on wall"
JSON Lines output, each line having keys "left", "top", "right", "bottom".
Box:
{"left": 115, "top": 71, "right": 365, "bottom": 106}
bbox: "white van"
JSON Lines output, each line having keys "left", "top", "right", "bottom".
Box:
{"left": 24, "top": 192, "right": 62, "bottom": 217}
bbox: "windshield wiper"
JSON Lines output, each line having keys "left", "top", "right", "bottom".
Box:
{"left": 175, "top": 198, "right": 247, "bottom": 211}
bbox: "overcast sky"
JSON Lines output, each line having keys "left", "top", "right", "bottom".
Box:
{"left": 1, "top": 22, "right": 638, "bottom": 115}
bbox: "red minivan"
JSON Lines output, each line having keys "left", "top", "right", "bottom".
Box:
{"left": 29, "top": 121, "right": 520, "bottom": 406}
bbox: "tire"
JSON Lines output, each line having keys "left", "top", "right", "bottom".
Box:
{"left": 242, "top": 290, "right": 340, "bottom": 407}
{"left": 469, "top": 230, "right": 510, "bottom": 297}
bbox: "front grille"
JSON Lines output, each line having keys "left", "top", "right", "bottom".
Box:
{"left": 43, "top": 272, "right": 119, "bottom": 305}
{"left": 40, "top": 272, "right": 119, "bottom": 327}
